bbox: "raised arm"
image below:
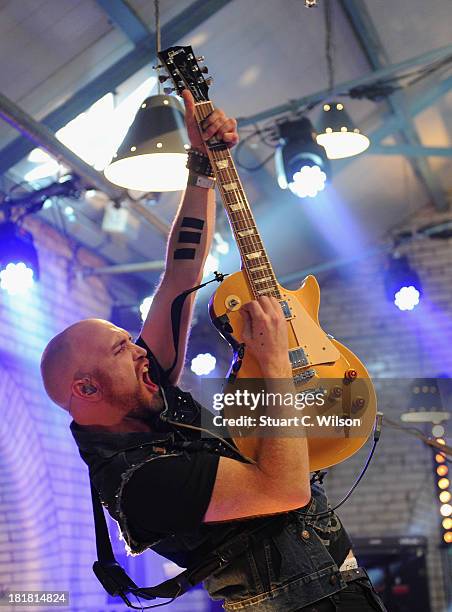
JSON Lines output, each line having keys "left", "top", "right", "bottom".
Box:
{"left": 204, "top": 297, "right": 311, "bottom": 521}
{"left": 140, "top": 90, "right": 238, "bottom": 383}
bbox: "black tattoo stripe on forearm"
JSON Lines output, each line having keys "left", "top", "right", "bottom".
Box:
{"left": 174, "top": 248, "right": 196, "bottom": 260}
{"left": 178, "top": 231, "right": 201, "bottom": 244}
{"left": 181, "top": 217, "right": 204, "bottom": 230}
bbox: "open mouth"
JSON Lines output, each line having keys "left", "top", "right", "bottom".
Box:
{"left": 141, "top": 364, "right": 154, "bottom": 389}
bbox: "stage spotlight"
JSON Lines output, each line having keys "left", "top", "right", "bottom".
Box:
{"left": 433, "top": 429, "right": 452, "bottom": 545}
{"left": 438, "top": 478, "right": 450, "bottom": 490}
{"left": 384, "top": 254, "right": 422, "bottom": 311}
{"left": 0, "top": 222, "right": 39, "bottom": 295}
{"left": 275, "top": 118, "right": 330, "bottom": 199}
{"left": 139, "top": 295, "right": 154, "bottom": 322}
{"left": 440, "top": 491, "right": 451, "bottom": 503}
{"left": 437, "top": 465, "right": 449, "bottom": 477}
{"left": 440, "top": 503, "right": 452, "bottom": 517}
{"left": 191, "top": 353, "right": 216, "bottom": 376}
{"left": 203, "top": 253, "right": 220, "bottom": 279}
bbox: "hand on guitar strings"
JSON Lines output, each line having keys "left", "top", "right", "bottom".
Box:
{"left": 239, "top": 296, "right": 292, "bottom": 379}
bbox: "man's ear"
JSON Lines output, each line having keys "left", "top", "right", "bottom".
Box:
{"left": 72, "top": 379, "right": 101, "bottom": 401}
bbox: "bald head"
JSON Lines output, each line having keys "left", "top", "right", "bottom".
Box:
{"left": 40, "top": 318, "right": 113, "bottom": 410}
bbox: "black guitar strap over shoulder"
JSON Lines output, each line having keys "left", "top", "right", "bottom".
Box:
{"left": 90, "top": 479, "right": 287, "bottom": 607}
{"left": 164, "top": 272, "right": 228, "bottom": 380}
{"left": 90, "top": 478, "right": 213, "bottom": 604}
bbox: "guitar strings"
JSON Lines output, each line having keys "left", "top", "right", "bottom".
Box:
{"left": 198, "top": 102, "right": 278, "bottom": 298}
{"left": 195, "top": 101, "right": 281, "bottom": 300}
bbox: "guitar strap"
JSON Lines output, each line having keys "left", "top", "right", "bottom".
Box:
{"left": 90, "top": 478, "right": 288, "bottom": 605}
{"left": 164, "top": 272, "right": 227, "bottom": 380}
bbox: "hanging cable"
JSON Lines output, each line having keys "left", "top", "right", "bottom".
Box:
{"left": 323, "top": 0, "right": 334, "bottom": 93}
{"left": 154, "top": 0, "right": 162, "bottom": 94}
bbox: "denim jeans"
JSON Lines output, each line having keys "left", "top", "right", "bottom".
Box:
{"left": 296, "top": 575, "right": 388, "bottom": 611}
{"left": 205, "top": 487, "right": 351, "bottom": 611}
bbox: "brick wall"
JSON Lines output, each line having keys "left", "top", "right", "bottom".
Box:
{"left": 1, "top": 219, "right": 139, "bottom": 612}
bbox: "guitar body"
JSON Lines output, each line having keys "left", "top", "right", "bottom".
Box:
{"left": 209, "top": 270, "right": 377, "bottom": 471}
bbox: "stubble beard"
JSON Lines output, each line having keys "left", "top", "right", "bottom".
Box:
{"left": 100, "top": 370, "right": 164, "bottom": 423}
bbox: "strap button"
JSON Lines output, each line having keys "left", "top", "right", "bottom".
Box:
{"left": 301, "top": 529, "right": 310, "bottom": 540}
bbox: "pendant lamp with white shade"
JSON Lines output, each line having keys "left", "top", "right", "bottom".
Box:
{"left": 104, "top": 0, "right": 190, "bottom": 192}
{"left": 104, "top": 94, "right": 190, "bottom": 191}
{"left": 316, "top": 102, "right": 370, "bottom": 160}
{"left": 317, "top": 2, "right": 370, "bottom": 160}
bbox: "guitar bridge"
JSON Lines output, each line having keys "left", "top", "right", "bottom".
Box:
{"left": 293, "top": 368, "right": 316, "bottom": 384}
{"left": 289, "top": 347, "right": 309, "bottom": 368}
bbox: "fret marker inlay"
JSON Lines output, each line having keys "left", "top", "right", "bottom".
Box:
{"left": 216, "top": 160, "right": 229, "bottom": 170}
{"left": 238, "top": 229, "right": 255, "bottom": 237}
{"left": 249, "top": 264, "right": 269, "bottom": 272}
{"left": 223, "top": 182, "right": 238, "bottom": 192}
{"left": 230, "top": 202, "right": 245, "bottom": 211}
{"left": 254, "top": 276, "right": 273, "bottom": 284}
{"left": 246, "top": 252, "right": 262, "bottom": 260}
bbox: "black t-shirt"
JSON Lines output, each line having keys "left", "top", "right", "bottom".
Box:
{"left": 122, "top": 448, "right": 220, "bottom": 536}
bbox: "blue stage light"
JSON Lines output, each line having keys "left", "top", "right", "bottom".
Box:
{"left": 0, "top": 223, "right": 39, "bottom": 295}
{"left": 139, "top": 295, "right": 154, "bottom": 322}
{"left": 394, "top": 285, "right": 420, "bottom": 311}
{"left": 276, "top": 118, "right": 330, "bottom": 200}
{"left": 289, "top": 165, "right": 327, "bottom": 198}
{"left": 0, "top": 263, "right": 35, "bottom": 295}
{"left": 191, "top": 353, "right": 216, "bottom": 376}
{"left": 384, "top": 255, "right": 422, "bottom": 311}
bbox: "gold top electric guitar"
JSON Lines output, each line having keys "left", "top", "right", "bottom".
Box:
{"left": 159, "top": 46, "right": 377, "bottom": 470}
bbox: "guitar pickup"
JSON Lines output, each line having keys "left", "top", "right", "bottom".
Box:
{"left": 289, "top": 347, "right": 309, "bottom": 368}
{"left": 280, "top": 300, "right": 292, "bottom": 319}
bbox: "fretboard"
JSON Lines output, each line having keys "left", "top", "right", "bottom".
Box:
{"left": 194, "top": 101, "right": 281, "bottom": 300}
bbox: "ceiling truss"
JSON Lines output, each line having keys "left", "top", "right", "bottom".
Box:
{"left": 338, "top": 0, "right": 448, "bottom": 210}
{"left": 0, "top": 0, "right": 234, "bottom": 177}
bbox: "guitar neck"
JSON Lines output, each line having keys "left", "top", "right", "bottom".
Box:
{"left": 194, "top": 101, "right": 281, "bottom": 300}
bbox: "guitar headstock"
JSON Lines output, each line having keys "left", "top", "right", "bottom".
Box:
{"left": 157, "top": 45, "right": 211, "bottom": 102}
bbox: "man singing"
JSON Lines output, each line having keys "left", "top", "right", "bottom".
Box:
{"left": 41, "top": 91, "right": 386, "bottom": 611}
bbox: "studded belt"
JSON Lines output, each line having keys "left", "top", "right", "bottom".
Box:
{"left": 340, "top": 566, "right": 368, "bottom": 583}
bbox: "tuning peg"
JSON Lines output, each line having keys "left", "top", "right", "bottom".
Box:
{"left": 158, "top": 74, "right": 170, "bottom": 83}
{"left": 163, "top": 86, "right": 175, "bottom": 94}
{"left": 152, "top": 63, "right": 163, "bottom": 70}
{"left": 196, "top": 55, "right": 205, "bottom": 62}
{"left": 205, "top": 77, "right": 214, "bottom": 86}
{"left": 200, "top": 66, "right": 209, "bottom": 74}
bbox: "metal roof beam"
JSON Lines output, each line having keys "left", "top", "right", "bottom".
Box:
{"left": 370, "top": 75, "right": 452, "bottom": 144}
{"left": 0, "top": 90, "right": 170, "bottom": 237}
{"left": 237, "top": 44, "right": 452, "bottom": 127}
{"left": 0, "top": 0, "right": 234, "bottom": 176}
{"left": 339, "top": 0, "right": 448, "bottom": 210}
{"left": 95, "top": 0, "right": 151, "bottom": 45}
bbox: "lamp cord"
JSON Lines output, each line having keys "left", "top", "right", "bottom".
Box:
{"left": 323, "top": 0, "right": 334, "bottom": 93}
{"left": 154, "top": 0, "right": 161, "bottom": 94}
